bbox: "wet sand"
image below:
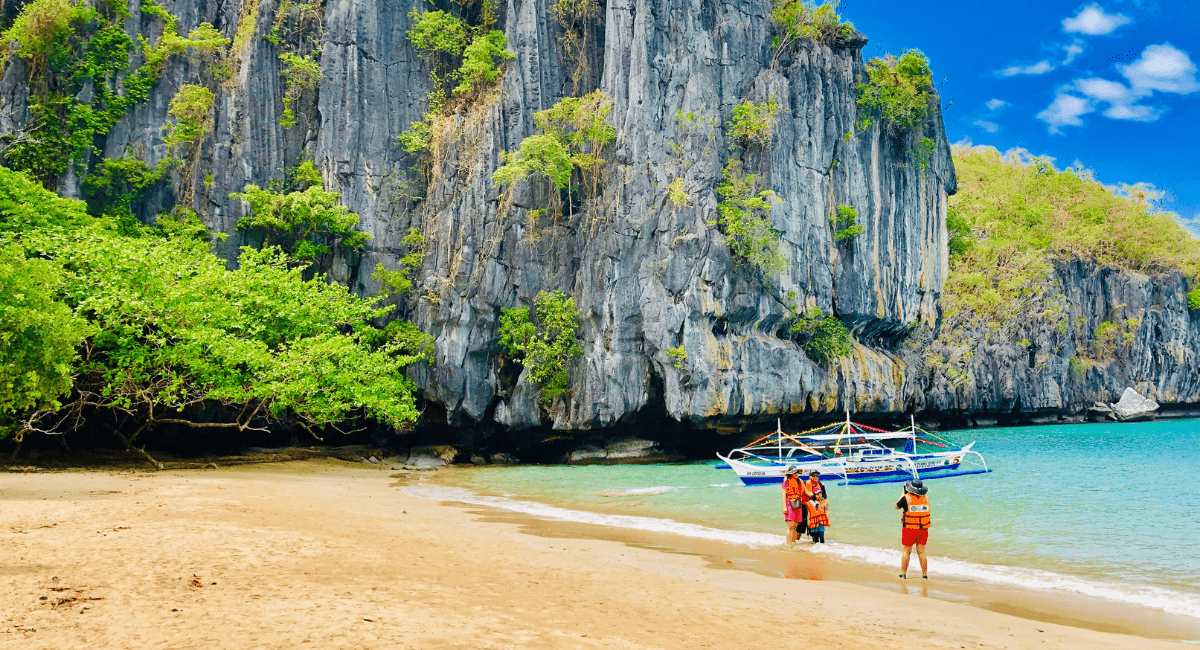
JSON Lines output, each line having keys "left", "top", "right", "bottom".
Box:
{"left": 0, "top": 461, "right": 1194, "bottom": 648}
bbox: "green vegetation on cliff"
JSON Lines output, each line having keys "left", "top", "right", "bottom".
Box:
{"left": 945, "top": 145, "right": 1200, "bottom": 320}
{"left": 499, "top": 291, "right": 583, "bottom": 405}
{"left": 0, "top": 164, "right": 426, "bottom": 442}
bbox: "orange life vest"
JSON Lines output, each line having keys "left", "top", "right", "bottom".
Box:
{"left": 784, "top": 476, "right": 804, "bottom": 500}
{"left": 806, "top": 477, "right": 824, "bottom": 500}
{"left": 902, "top": 494, "right": 931, "bottom": 530}
{"left": 805, "top": 500, "right": 830, "bottom": 528}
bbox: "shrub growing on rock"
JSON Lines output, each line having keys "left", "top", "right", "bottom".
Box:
{"left": 499, "top": 291, "right": 583, "bottom": 405}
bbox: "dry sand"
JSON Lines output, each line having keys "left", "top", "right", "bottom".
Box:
{"left": 0, "top": 461, "right": 1189, "bottom": 649}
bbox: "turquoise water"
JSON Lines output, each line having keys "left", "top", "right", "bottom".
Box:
{"left": 410, "top": 419, "right": 1200, "bottom": 619}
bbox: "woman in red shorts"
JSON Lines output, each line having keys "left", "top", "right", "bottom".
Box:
{"left": 896, "top": 479, "right": 930, "bottom": 579}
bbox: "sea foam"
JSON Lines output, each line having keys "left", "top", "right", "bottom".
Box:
{"left": 402, "top": 484, "right": 1200, "bottom": 621}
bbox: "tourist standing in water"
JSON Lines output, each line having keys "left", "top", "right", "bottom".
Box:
{"left": 805, "top": 496, "right": 829, "bottom": 543}
{"left": 782, "top": 466, "right": 806, "bottom": 547}
{"left": 897, "top": 479, "right": 930, "bottom": 579}
{"left": 807, "top": 470, "right": 827, "bottom": 503}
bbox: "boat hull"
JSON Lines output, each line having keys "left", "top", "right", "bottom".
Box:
{"left": 718, "top": 450, "right": 977, "bottom": 486}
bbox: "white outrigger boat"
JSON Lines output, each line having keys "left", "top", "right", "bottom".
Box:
{"left": 715, "top": 414, "right": 991, "bottom": 486}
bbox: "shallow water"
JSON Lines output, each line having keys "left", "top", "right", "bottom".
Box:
{"left": 418, "top": 419, "right": 1200, "bottom": 620}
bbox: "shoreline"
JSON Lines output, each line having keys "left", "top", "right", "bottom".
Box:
{"left": 409, "top": 470, "right": 1200, "bottom": 643}
{"left": 1, "top": 461, "right": 1195, "bottom": 648}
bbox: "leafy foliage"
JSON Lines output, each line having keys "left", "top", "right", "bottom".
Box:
{"left": 498, "top": 291, "right": 583, "bottom": 405}
{"left": 769, "top": 0, "right": 855, "bottom": 48}
{"left": 233, "top": 164, "right": 369, "bottom": 266}
{"left": 1189, "top": 288, "right": 1200, "bottom": 311}
{"left": 163, "top": 84, "right": 214, "bottom": 146}
{"left": 400, "top": 9, "right": 513, "bottom": 161}
{"left": 788, "top": 307, "right": 853, "bottom": 364}
{"left": 452, "top": 30, "right": 514, "bottom": 96}
{"left": 727, "top": 97, "right": 779, "bottom": 148}
{"left": 0, "top": 164, "right": 427, "bottom": 440}
{"left": 0, "top": 0, "right": 226, "bottom": 186}
{"left": 493, "top": 91, "right": 615, "bottom": 208}
{"left": 830, "top": 204, "right": 863, "bottom": 241}
{"left": 0, "top": 243, "right": 93, "bottom": 423}
{"left": 944, "top": 145, "right": 1200, "bottom": 321}
{"left": 715, "top": 160, "right": 786, "bottom": 275}
{"left": 278, "top": 52, "right": 322, "bottom": 128}
{"left": 668, "top": 177, "right": 688, "bottom": 207}
{"left": 946, "top": 204, "right": 974, "bottom": 257}
{"left": 372, "top": 228, "right": 426, "bottom": 296}
{"left": 856, "top": 49, "right": 933, "bottom": 132}
{"left": 407, "top": 9, "right": 470, "bottom": 56}
{"left": 665, "top": 345, "right": 687, "bottom": 369}
{"left": 0, "top": 0, "right": 90, "bottom": 69}
{"left": 82, "top": 155, "right": 173, "bottom": 233}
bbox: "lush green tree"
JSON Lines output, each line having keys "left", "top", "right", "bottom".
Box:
{"left": 492, "top": 91, "right": 615, "bottom": 212}
{"left": 715, "top": 160, "right": 786, "bottom": 276}
{"left": 856, "top": 49, "right": 934, "bottom": 132}
{"left": 0, "top": 164, "right": 427, "bottom": 444}
{"left": 499, "top": 291, "right": 583, "bottom": 404}
{"left": 233, "top": 167, "right": 370, "bottom": 265}
{"left": 769, "top": 0, "right": 855, "bottom": 49}
{"left": 0, "top": 245, "right": 93, "bottom": 428}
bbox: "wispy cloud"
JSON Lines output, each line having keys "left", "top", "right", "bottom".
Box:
{"left": 1036, "top": 94, "right": 1093, "bottom": 133}
{"left": 998, "top": 60, "right": 1055, "bottom": 77}
{"left": 1119, "top": 43, "right": 1199, "bottom": 94}
{"left": 1062, "top": 4, "right": 1132, "bottom": 35}
{"left": 1063, "top": 41, "right": 1085, "bottom": 65}
{"left": 1073, "top": 77, "right": 1161, "bottom": 122}
{"left": 973, "top": 120, "right": 1001, "bottom": 133}
{"left": 985, "top": 99, "right": 1007, "bottom": 110}
{"left": 1036, "top": 44, "right": 1198, "bottom": 132}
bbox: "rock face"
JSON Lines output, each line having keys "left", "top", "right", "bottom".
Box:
{"left": 2, "top": 0, "right": 1196, "bottom": 449}
{"left": 913, "top": 259, "right": 1200, "bottom": 423}
{"left": 384, "top": 0, "right": 956, "bottom": 434}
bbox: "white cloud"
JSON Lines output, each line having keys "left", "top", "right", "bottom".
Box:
{"left": 1102, "top": 103, "right": 1162, "bottom": 121}
{"left": 1063, "top": 41, "right": 1085, "bottom": 64}
{"left": 973, "top": 120, "right": 1001, "bottom": 133}
{"left": 985, "top": 99, "right": 1007, "bottom": 110}
{"left": 998, "top": 60, "right": 1055, "bottom": 77}
{"left": 1073, "top": 77, "right": 1144, "bottom": 104}
{"left": 1036, "top": 93, "right": 1094, "bottom": 133}
{"left": 1071, "top": 77, "right": 1162, "bottom": 122}
{"left": 1062, "top": 4, "right": 1132, "bottom": 35}
{"left": 1119, "top": 43, "right": 1200, "bottom": 94}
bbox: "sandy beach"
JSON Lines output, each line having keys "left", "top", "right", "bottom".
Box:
{"left": 0, "top": 461, "right": 1191, "bottom": 649}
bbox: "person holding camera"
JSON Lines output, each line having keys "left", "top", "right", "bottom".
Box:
{"left": 896, "top": 479, "right": 931, "bottom": 579}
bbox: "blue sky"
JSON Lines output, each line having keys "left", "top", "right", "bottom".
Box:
{"left": 845, "top": 1, "right": 1200, "bottom": 235}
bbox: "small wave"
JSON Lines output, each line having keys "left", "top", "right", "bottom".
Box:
{"left": 599, "top": 486, "right": 679, "bottom": 496}
{"left": 708, "top": 483, "right": 732, "bottom": 488}
{"left": 402, "top": 484, "right": 1200, "bottom": 621}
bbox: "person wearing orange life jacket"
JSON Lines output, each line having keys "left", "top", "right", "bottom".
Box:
{"left": 782, "top": 466, "right": 807, "bottom": 547}
{"left": 896, "top": 479, "right": 931, "bottom": 579}
{"left": 806, "top": 470, "right": 828, "bottom": 503}
{"left": 805, "top": 497, "right": 830, "bottom": 544}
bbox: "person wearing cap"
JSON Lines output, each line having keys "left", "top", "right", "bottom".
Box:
{"left": 896, "top": 479, "right": 931, "bottom": 579}
{"left": 782, "top": 466, "right": 807, "bottom": 547}
{"left": 806, "top": 470, "right": 828, "bottom": 503}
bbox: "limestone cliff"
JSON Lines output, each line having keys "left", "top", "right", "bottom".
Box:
{"left": 2, "top": 0, "right": 1196, "bottom": 451}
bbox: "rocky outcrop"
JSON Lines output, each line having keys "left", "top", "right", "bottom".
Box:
{"left": 389, "top": 0, "right": 954, "bottom": 434}
{"left": 3, "top": 0, "right": 1195, "bottom": 450}
{"left": 911, "top": 258, "right": 1200, "bottom": 423}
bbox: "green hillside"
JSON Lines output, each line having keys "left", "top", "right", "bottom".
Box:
{"left": 945, "top": 145, "right": 1200, "bottom": 320}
